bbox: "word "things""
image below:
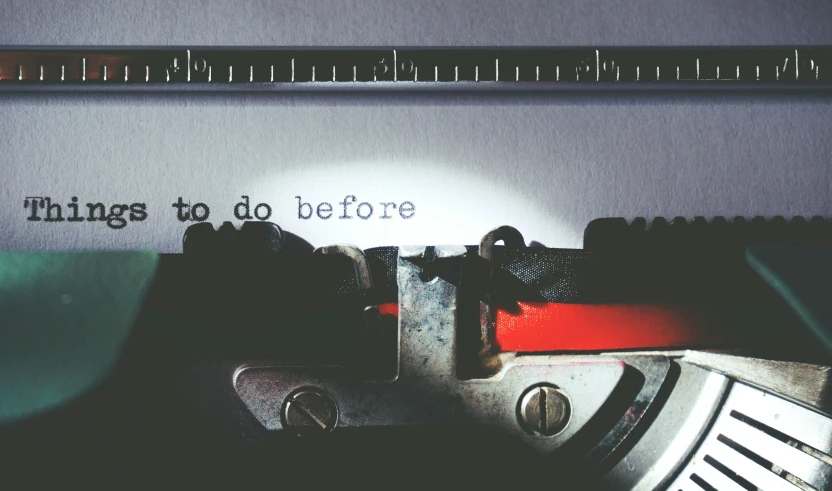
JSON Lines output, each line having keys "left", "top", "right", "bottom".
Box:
{"left": 23, "top": 197, "right": 147, "bottom": 230}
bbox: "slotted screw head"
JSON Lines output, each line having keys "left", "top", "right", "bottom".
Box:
{"left": 281, "top": 388, "right": 338, "bottom": 435}
{"left": 518, "top": 385, "right": 571, "bottom": 437}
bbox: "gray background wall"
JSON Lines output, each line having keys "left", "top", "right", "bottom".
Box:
{"left": 2, "top": 0, "right": 831, "bottom": 251}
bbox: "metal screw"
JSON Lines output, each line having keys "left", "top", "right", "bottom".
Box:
{"left": 282, "top": 388, "right": 338, "bottom": 435}
{"left": 518, "top": 385, "right": 571, "bottom": 437}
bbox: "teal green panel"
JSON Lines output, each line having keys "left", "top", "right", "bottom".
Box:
{"left": 746, "top": 246, "right": 832, "bottom": 355}
{"left": 0, "top": 252, "right": 159, "bottom": 424}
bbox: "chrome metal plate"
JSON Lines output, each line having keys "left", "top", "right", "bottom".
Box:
{"left": 669, "top": 383, "right": 832, "bottom": 491}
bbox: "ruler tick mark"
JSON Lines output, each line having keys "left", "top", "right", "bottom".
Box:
{"left": 696, "top": 58, "right": 700, "bottom": 80}
{"left": 124, "top": 65, "right": 129, "bottom": 82}
{"left": 249, "top": 65, "right": 254, "bottom": 82}
{"left": 556, "top": 65, "right": 560, "bottom": 81}
{"left": 102, "top": 65, "right": 107, "bottom": 81}
{"left": 312, "top": 65, "right": 316, "bottom": 82}
{"left": 475, "top": 65, "right": 478, "bottom": 82}
{"left": 145, "top": 65, "right": 150, "bottom": 82}
{"left": 61, "top": 65, "right": 65, "bottom": 81}
{"left": 536, "top": 65, "right": 539, "bottom": 81}
{"left": 291, "top": 58, "right": 295, "bottom": 82}
{"left": 332, "top": 65, "right": 336, "bottom": 82}
{"left": 495, "top": 58, "right": 499, "bottom": 81}
{"left": 81, "top": 57, "right": 86, "bottom": 81}
{"left": 39, "top": 65, "right": 43, "bottom": 81}
{"left": 455, "top": 65, "right": 458, "bottom": 82}
{"left": 515, "top": 66, "right": 519, "bottom": 82}
{"left": 636, "top": 66, "right": 640, "bottom": 81}
{"left": 434, "top": 65, "right": 438, "bottom": 82}
{"left": 228, "top": 65, "right": 232, "bottom": 82}
{"left": 796, "top": 49, "right": 799, "bottom": 79}
{"left": 270, "top": 65, "right": 274, "bottom": 82}
{"left": 353, "top": 65, "right": 356, "bottom": 82}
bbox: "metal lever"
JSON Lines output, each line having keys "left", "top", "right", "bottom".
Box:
{"left": 313, "top": 244, "right": 396, "bottom": 380}
{"left": 477, "top": 225, "right": 526, "bottom": 376}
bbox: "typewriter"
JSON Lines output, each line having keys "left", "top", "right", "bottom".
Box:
{"left": 2, "top": 46, "right": 832, "bottom": 489}
{"left": 1, "top": 217, "right": 830, "bottom": 490}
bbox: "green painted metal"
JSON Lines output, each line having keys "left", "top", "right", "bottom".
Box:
{"left": 0, "top": 252, "right": 158, "bottom": 423}
{"left": 747, "top": 246, "right": 832, "bottom": 355}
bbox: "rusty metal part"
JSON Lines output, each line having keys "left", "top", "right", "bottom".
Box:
{"left": 233, "top": 245, "right": 629, "bottom": 455}
{"left": 478, "top": 225, "right": 526, "bottom": 264}
{"left": 477, "top": 225, "right": 526, "bottom": 377}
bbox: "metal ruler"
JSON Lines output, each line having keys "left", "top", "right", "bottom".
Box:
{"left": 1, "top": 47, "right": 831, "bottom": 91}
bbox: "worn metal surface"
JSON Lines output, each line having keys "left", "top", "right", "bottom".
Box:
{"left": 234, "top": 244, "right": 627, "bottom": 454}
{"left": 668, "top": 382, "right": 832, "bottom": 491}
{"left": 580, "top": 356, "right": 673, "bottom": 468}
{"left": 227, "top": 242, "right": 832, "bottom": 478}
{"left": 478, "top": 226, "right": 526, "bottom": 376}
{"left": 683, "top": 351, "right": 832, "bottom": 413}
{"left": 600, "top": 362, "right": 730, "bottom": 491}
{"left": 479, "top": 225, "right": 526, "bottom": 263}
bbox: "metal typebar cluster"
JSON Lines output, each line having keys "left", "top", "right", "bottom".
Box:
{"left": 0, "top": 47, "right": 830, "bottom": 90}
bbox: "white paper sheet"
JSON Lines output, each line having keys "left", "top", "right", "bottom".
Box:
{"left": 1, "top": 0, "right": 831, "bottom": 252}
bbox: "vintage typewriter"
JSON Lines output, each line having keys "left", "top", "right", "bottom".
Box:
{"left": 1, "top": 217, "right": 831, "bottom": 489}
{"left": 2, "top": 47, "right": 832, "bottom": 489}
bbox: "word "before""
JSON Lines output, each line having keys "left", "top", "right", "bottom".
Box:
{"left": 296, "top": 196, "right": 415, "bottom": 220}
